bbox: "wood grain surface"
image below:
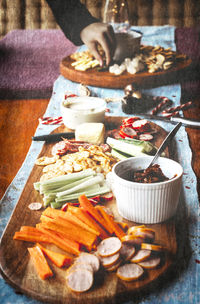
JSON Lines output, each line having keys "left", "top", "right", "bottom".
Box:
{"left": 60, "top": 55, "right": 192, "bottom": 89}
{"left": 0, "top": 117, "right": 177, "bottom": 304}
{"left": 0, "top": 98, "right": 49, "bottom": 199}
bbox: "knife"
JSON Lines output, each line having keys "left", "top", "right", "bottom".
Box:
{"left": 32, "top": 131, "right": 75, "bottom": 142}
{"left": 136, "top": 114, "right": 200, "bottom": 129}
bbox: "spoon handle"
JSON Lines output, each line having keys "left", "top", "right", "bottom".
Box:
{"left": 148, "top": 122, "right": 182, "bottom": 167}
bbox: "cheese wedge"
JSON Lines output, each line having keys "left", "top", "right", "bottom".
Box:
{"left": 75, "top": 123, "right": 105, "bottom": 145}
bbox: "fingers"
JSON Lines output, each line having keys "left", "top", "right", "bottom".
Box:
{"left": 80, "top": 23, "right": 116, "bottom": 66}
{"left": 98, "top": 25, "right": 116, "bottom": 65}
{"left": 88, "top": 41, "right": 104, "bottom": 66}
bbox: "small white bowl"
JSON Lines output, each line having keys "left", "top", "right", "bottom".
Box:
{"left": 112, "top": 156, "right": 183, "bottom": 224}
{"left": 113, "top": 30, "right": 142, "bottom": 62}
{"left": 61, "top": 96, "right": 106, "bottom": 130}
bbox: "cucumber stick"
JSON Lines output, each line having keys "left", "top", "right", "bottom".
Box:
{"left": 107, "top": 137, "right": 149, "bottom": 157}
{"left": 119, "top": 138, "right": 157, "bottom": 154}
{"left": 111, "top": 148, "right": 130, "bottom": 160}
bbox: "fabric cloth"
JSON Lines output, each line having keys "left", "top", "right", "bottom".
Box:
{"left": 0, "top": 26, "right": 199, "bottom": 304}
{"left": 175, "top": 26, "right": 200, "bottom": 97}
{"left": 0, "top": 29, "right": 77, "bottom": 99}
{"left": 46, "top": 0, "right": 99, "bottom": 45}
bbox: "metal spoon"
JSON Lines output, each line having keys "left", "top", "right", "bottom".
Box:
{"left": 147, "top": 122, "right": 182, "bottom": 169}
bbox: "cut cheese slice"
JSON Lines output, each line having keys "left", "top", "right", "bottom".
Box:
{"left": 75, "top": 123, "right": 105, "bottom": 145}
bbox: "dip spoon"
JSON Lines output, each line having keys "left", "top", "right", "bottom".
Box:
{"left": 147, "top": 122, "right": 182, "bottom": 169}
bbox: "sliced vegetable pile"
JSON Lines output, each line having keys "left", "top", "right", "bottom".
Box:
{"left": 14, "top": 194, "right": 167, "bottom": 292}
{"left": 106, "top": 117, "right": 159, "bottom": 161}
{"left": 34, "top": 169, "right": 110, "bottom": 209}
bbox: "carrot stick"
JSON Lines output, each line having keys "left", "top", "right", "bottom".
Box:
{"left": 78, "top": 194, "right": 113, "bottom": 234}
{"left": 20, "top": 226, "right": 47, "bottom": 234}
{"left": 36, "top": 224, "right": 80, "bottom": 255}
{"left": 60, "top": 211, "right": 100, "bottom": 236}
{"left": 36, "top": 243, "right": 72, "bottom": 268}
{"left": 38, "top": 219, "right": 97, "bottom": 251}
{"left": 28, "top": 246, "right": 53, "bottom": 280}
{"left": 95, "top": 206, "right": 126, "bottom": 239}
{"left": 79, "top": 208, "right": 109, "bottom": 239}
{"left": 13, "top": 231, "right": 51, "bottom": 243}
{"left": 42, "top": 207, "right": 100, "bottom": 236}
{"left": 69, "top": 206, "right": 99, "bottom": 231}
{"left": 52, "top": 203, "right": 108, "bottom": 239}
{"left": 66, "top": 205, "right": 80, "bottom": 214}
{"left": 42, "top": 207, "right": 66, "bottom": 219}
{"left": 95, "top": 206, "right": 114, "bottom": 234}
{"left": 40, "top": 215, "right": 54, "bottom": 223}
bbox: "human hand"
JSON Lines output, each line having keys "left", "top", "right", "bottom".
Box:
{"left": 80, "top": 22, "right": 116, "bottom": 66}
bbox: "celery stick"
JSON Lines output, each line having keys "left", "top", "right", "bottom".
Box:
{"left": 44, "top": 176, "right": 93, "bottom": 194}
{"left": 56, "top": 174, "right": 104, "bottom": 198}
{"left": 55, "top": 184, "right": 101, "bottom": 202}
{"left": 39, "top": 169, "right": 95, "bottom": 193}
{"left": 33, "top": 182, "right": 41, "bottom": 191}
{"left": 43, "top": 193, "right": 57, "bottom": 206}
{"left": 50, "top": 184, "right": 110, "bottom": 209}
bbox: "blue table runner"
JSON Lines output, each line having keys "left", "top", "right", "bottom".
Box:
{"left": 0, "top": 26, "right": 199, "bottom": 304}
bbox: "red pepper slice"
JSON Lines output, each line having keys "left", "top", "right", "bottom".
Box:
{"left": 118, "top": 130, "right": 126, "bottom": 138}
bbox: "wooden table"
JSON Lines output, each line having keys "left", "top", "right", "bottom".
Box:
{"left": 0, "top": 92, "right": 199, "bottom": 201}
{"left": 0, "top": 99, "right": 49, "bottom": 199}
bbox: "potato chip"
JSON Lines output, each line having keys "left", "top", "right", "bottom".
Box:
{"left": 37, "top": 143, "right": 118, "bottom": 181}
{"left": 35, "top": 155, "right": 59, "bottom": 166}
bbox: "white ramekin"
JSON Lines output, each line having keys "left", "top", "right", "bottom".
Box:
{"left": 112, "top": 156, "right": 183, "bottom": 224}
{"left": 60, "top": 96, "right": 106, "bottom": 130}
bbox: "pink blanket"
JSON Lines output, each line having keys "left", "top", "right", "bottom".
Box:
{"left": 0, "top": 29, "right": 77, "bottom": 99}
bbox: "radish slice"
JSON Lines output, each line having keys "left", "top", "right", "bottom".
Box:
{"left": 67, "top": 269, "right": 93, "bottom": 292}
{"left": 88, "top": 198, "right": 99, "bottom": 205}
{"left": 138, "top": 256, "right": 161, "bottom": 269}
{"left": 132, "top": 119, "right": 150, "bottom": 132}
{"left": 122, "top": 117, "right": 141, "bottom": 125}
{"left": 28, "top": 202, "right": 42, "bottom": 211}
{"left": 120, "top": 127, "right": 138, "bottom": 138}
{"left": 117, "top": 263, "right": 144, "bottom": 281}
{"left": 100, "top": 192, "right": 113, "bottom": 202}
{"left": 97, "top": 237, "right": 122, "bottom": 257}
{"left": 130, "top": 249, "right": 151, "bottom": 263}
{"left": 139, "top": 133, "right": 153, "bottom": 141}
{"left": 61, "top": 203, "right": 69, "bottom": 211}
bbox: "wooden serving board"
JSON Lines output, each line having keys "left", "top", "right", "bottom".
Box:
{"left": 0, "top": 117, "right": 177, "bottom": 304}
{"left": 60, "top": 55, "right": 192, "bottom": 89}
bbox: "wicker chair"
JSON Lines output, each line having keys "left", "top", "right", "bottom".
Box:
{"left": 0, "top": 0, "right": 199, "bottom": 39}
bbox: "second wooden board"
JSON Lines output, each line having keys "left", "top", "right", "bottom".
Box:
{"left": 60, "top": 56, "right": 192, "bottom": 89}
